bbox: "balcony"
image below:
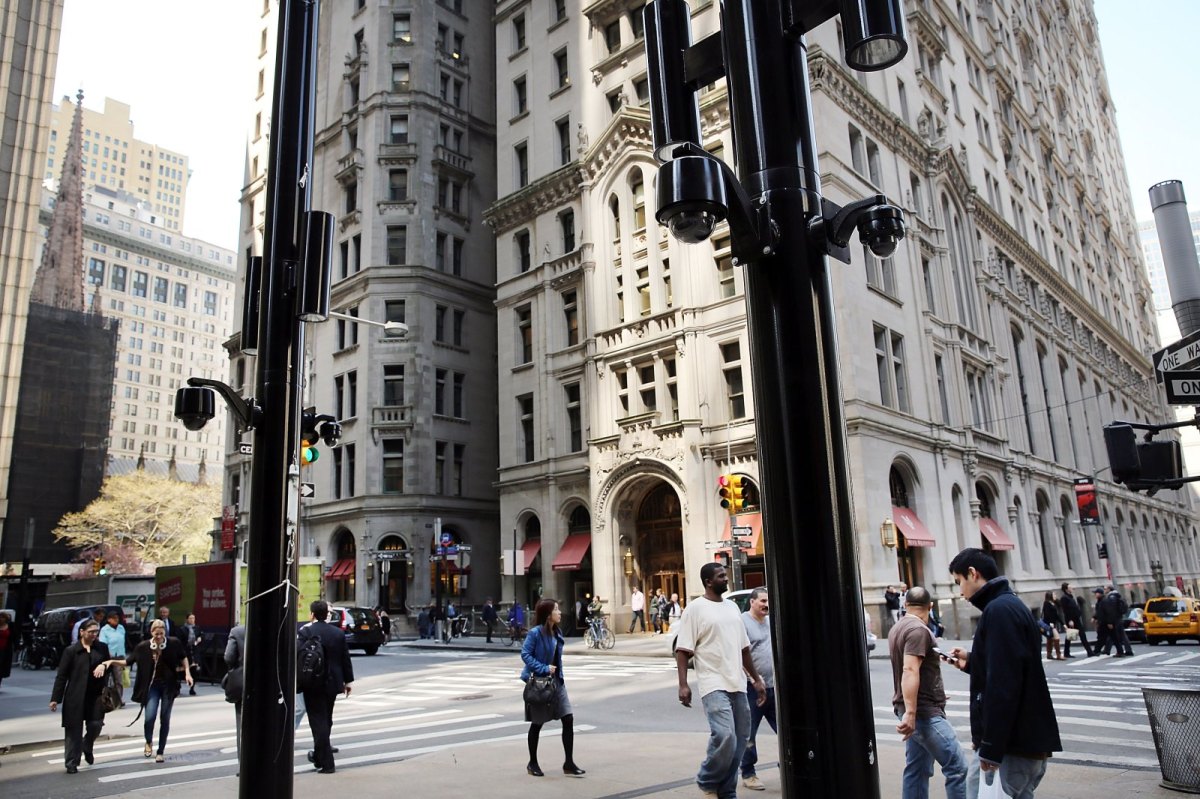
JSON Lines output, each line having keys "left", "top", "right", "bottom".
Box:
{"left": 432, "top": 145, "right": 473, "bottom": 177}
{"left": 371, "top": 404, "right": 413, "bottom": 443}
{"left": 335, "top": 149, "right": 364, "bottom": 183}
{"left": 378, "top": 142, "right": 418, "bottom": 162}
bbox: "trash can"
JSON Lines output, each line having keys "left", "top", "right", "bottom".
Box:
{"left": 1142, "top": 687, "right": 1200, "bottom": 793}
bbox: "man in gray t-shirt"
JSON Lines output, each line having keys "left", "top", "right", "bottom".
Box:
{"left": 739, "top": 587, "right": 776, "bottom": 792}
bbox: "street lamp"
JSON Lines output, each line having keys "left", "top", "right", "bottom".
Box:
{"left": 645, "top": 1, "right": 908, "bottom": 796}
{"left": 326, "top": 310, "right": 409, "bottom": 339}
{"left": 879, "top": 518, "right": 897, "bottom": 549}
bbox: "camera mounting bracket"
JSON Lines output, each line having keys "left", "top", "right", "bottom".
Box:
{"left": 187, "top": 377, "right": 261, "bottom": 433}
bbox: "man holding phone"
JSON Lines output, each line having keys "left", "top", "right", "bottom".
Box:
{"left": 887, "top": 586, "right": 967, "bottom": 799}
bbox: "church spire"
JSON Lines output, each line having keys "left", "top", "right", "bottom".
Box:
{"left": 31, "top": 89, "right": 87, "bottom": 311}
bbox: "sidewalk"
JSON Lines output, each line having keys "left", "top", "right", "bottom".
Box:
{"left": 100, "top": 730, "right": 1177, "bottom": 799}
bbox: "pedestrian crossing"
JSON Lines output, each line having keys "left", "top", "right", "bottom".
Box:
{"left": 874, "top": 648, "right": 1200, "bottom": 770}
{"left": 23, "top": 700, "right": 595, "bottom": 789}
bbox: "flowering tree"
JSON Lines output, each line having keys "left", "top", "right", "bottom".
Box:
{"left": 53, "top": 471, "right": 220, "bottom": 570}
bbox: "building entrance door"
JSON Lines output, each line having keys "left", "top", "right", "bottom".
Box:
{"left": 636, "top": 483, "right": 685, "bottom": 601}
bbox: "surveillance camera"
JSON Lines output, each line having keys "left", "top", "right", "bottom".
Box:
{"left": 174, "top": 386, "right": 216, "bottom": 431}
{"left": 857, "top": 204, "right": 905, "bottom": 259}
{"left": 656, "top": 156, "right": 728, "bottom": 245}
{"left": 317, "top": 418, "right": 343, "bottom": 448}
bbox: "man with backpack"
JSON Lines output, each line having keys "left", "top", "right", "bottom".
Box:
{"left": 297, "top": 600, "right": 353, "bottom": 774}
{"left": 1099, "top": 586, "right": 1133, "bottom": 657}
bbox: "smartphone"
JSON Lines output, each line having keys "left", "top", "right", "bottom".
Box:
{"left": 932, "top": 647, "right": 955, "bottom": 662}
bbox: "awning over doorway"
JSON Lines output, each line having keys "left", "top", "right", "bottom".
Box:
{"left": 520, "top": 539, "right": 542, "bottom": 573}
{"left": 892, "top": 507, "right": 936, "bottom": 547}
{"left": 979, "top": 517, "right": 1016, "bottom": 551}
{"left": 325, "top": 559, "right": 355, "bottom": 580}
{"left": 552, "top": 533, "right": 592, "bottom": 571}
{"left": 720, "top": 513, "right": 764, "bottom": 556}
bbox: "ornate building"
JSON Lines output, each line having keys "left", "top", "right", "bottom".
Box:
{"left": 226, "top": 1, "right": 500, "bottom": 616}
{"left": 490, "top": 0, "right": 1200, "bottom": 634}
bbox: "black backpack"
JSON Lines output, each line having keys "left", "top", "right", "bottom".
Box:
{"left": 296, "top": 630, "right": 326, "bottom": 693}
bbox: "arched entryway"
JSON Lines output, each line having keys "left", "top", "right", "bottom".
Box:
{"left": 891, "top": 466, "right": 925, "bottom": 589}
{"left": 328, "top": 528, "right": 357, "bottom": 603}
{"left": 429, "top": 526, "right": 468, "bottom": 609}
{"left": 635, "top": 482, "right": 685, "bottom": 602}
{"left": 377, "top": 534, "right": 409, "bottom": 613}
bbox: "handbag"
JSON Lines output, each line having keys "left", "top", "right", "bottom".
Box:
{"left": 523, "top": 673, "right": 558, "bottom": 705}
{"left": 222, "top": 666, "right": 244, "bottom": 704}
{"left": 1065, "top": 627, "right": 1080, "bottom": 643}
{"left": 100, "top": 669, "right": 123, "bottom": 714}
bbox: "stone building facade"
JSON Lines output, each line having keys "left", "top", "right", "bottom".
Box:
{"left": 489, "top": 0, "right": 1200, "bottom": 634}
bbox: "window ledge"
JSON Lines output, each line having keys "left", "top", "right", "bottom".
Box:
{"left": 549, "top": 84, "right": 571, "bottom": 100}
{"left": 867, "top": 284, "right": 903, "bottom": 307}
{"left": 512, "top": 361, "right": 535, "bottom": 373}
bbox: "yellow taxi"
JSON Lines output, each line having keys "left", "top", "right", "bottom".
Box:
{"left": 1143, "top": 595, "right": 1200, "bottom": 645}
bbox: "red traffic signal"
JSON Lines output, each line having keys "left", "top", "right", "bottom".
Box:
{"left": 718, "top": 474, "right": 732, "bottom": 510}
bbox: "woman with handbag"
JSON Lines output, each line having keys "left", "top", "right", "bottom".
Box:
{"left": 1041, "top": 592, "right": 1064, "bottom": 661}
{"left": 126, "top": 619, "right": 193, "bottom": 762}
{"left": 520, "top": 598, "right": 585, "bottom": 778}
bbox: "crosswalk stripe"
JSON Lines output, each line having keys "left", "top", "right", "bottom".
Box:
{"left": 326, "top": 724, "right": 596, "bottom": 770}
{"left": 1160, "top": 652, "right": 1200, "bottom": 666}
{"left": 873, "top": 708, "right": 1149, "bottom": 732}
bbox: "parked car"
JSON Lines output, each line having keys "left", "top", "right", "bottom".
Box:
{"left": 328, "top": 605, "right": 385, "bottom": 655}
{"left": 1144, "top": 596, "right": 1200, "bottom": 645}
{"left": 1122, "top": 607, "right": 1146, "bottom": 643}
{"left": 723, "top": 589, "right": 876, "bottom": 651}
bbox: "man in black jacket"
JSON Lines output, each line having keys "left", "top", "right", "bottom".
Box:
{"left": 1057, "top": 583, "right": 1092, "bottom": 658}
{"left": 1099, "top": 586, "right": 1133, "bottom": 657}
{"left": 49, "top": 619, "right": 111, "bottom": 773}
{"left": 947, "top": 549, "right": 1060, "bottom": 799}
{"left": 300, "top": 601, "right": 354, "bottom": 774}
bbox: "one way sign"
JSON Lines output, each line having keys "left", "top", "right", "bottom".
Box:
{"left": 1163, "top": 371, "right": 1200, "bottom": 405}
{"left": 299, "top": 482, "right": 315, "bottom": 498}
{"left": 1153, "top": 328, "right": 1200, "bottom": 383}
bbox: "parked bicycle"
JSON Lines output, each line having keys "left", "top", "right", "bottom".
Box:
{"left": 20, "top": 634, "right": 62, "bottom": 670}
{"left": 505, "top": 621, "right": 527, "bottom": 647}
{"left": 584, "top": 613, "right": 615, "bottom": 650}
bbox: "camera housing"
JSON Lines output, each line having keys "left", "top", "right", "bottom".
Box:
{"left": 174, "top": 386, "right": 216, "bottom": 431}
{"left": 655, "top": 155, "right": 728, "bottom": 244}
{"left": 858, "top": 204, "right": 905, "bottom": 258}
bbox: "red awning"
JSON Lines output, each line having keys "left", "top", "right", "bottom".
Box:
{"left": 720, "top": 513, "right": 765, "bottom": 556}
{"left": 552, "top": 533, "right": 592, "bottom": 571}
{"left": 979, "top": 517, "right": 1016, "bottom": 551}
{"left": 520, "top": 539, "right": 542, "bottom": 573}
{"left": 325, "top": 559, "right": 355, "bottom": 580}
{"left": 892, "top": 507, "right": 936, "bottom": 547}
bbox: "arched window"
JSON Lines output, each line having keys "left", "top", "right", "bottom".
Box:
{"left": 941, "top": 194, "right": 977, "bottom": 329}
{"left": 631, "top": 171, "right": 646, "bottom": 230}
{"left": 609, "top": 195, "right": 621, "bottom": 241}
{"left": 1011, "top": 327, "right": 1035, "bottom": 451}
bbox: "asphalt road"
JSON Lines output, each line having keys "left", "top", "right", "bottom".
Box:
{"left": 0, "top": 639, "right": 1197, "bottom": 798}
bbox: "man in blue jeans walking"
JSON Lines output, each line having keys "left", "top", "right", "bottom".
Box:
{"left": 674, "top": 563, "right": 767, "bottom": 799}
{"left": 888, "top": 586, "right": 967, "bottom": 799}
{"left": 739, "top": 588, "right": 776, "bottom": 791}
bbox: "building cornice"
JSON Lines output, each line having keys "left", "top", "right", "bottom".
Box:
{"left": 484, "top": 164, "right": 585, "bottom": 235}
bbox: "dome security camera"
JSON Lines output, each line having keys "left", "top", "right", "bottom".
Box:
{"left": 656, "top": 155, "right": 728, "bottom": 245}
{"left": 857, "top": 204, "right": 905, "bottom": 259}
{"left": 174, "top": 386, "right": 216, "bottom": 432}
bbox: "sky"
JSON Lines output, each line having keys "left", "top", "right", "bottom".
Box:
{"left": 53, "top": 1, "right": 255, "bottom": 248}
{"left": 51, "top": 1, "right": 1199, "bottom": 247}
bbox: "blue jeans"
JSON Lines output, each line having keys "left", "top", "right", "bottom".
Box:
{"left": 895, "top": 712, "right": 967, "bottom": 799}
{"left": 698, "top": 691, "right": 750, "bottom": 799}
{"left": 966, "top": 751, "right": 1048, "bottom": 799}
{"left": 145, "top": 682, "right": 177, "bottom": 754}
{"left": 741, "top": 684, "right": 777, "bottom": 777}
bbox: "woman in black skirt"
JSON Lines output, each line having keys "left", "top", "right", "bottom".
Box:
{"left": 519, "top": 598, "right": 584, "bottom": 777}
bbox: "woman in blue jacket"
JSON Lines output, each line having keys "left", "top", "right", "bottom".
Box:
{"left": 520, "top": 598, "right": 584, "bottom": 778}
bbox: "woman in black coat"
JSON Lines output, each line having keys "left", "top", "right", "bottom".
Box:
{"left": 49, "top": 618, "right": 111, "bottom": 773}
{"left": 1041, "top": 591, "right": 1064, "bottom": 661}
{"left": 127, "top": 618, "right": 193, "bottom": 762}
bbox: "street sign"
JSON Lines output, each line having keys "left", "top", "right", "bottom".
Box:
{"left": 238, "top": 443, "right": 253, "bottom": 455}
{"left": 704, "top": 541, "right": 727, "bottom": 549}
{"left": 1162, "top": 370, "right": 1200, "bottom": 405}
{"left": 1153, "top": 328, "right": 1200, "bottom": 383}
{"left": 299, "top": 482, "right": 315, "bottom": 498}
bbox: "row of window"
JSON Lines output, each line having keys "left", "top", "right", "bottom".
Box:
{"left": 326, "top": 439, "right": 468, "bottom": 499}
{"left": 87, "top": 258, "right": 219, "bottom": 315}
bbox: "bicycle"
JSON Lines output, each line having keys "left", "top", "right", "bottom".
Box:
{"left": 504, "top": 622, "right": 527, "bottom": 647}
{"left": 584, "top": 614, "right": 615, "bottom": 650}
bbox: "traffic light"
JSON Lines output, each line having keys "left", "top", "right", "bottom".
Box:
{"left": 300, "top": 432, "right": 320, "bottom": 465}
{"left": 727, "top": 475, "right": 746, "bottom": 513}
{"left": 97, "top": 558, "right": 107, "bottom": 575}
{"left": 1103, "top": 423, "right": 1184, "bottom": 493}
{"left": 718, "top": 474, "right": 732, "bottom": 512}
{"left": 300, "top": 410, "right": 341, "bottom": 466}
{"left": 92, "top": 557, "right": 102, "bottom": 575}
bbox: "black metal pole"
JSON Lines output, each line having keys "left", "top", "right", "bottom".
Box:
{"left": 723, "top": 1, "right": 878, "bottom": 795}
{"left": 239, "top": 1, "right": 320, "bottom": 796}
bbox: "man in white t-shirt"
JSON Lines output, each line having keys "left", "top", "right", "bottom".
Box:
{"left": 674, "top": 563, "right": 767, "bottom": 799}
{"left": 628, "top": 585, "right": 646, "bottom": 633}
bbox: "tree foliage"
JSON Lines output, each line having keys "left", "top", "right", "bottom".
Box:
{"left": 53, "top": 471, "right": 220, "bottom": 569}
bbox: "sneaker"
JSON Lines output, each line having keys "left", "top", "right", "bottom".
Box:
{"left": 743, "top": 775, "right": 766, "bottom": 791}
{"left": 700, "top": 790, "right": 719, "bottom": 798}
